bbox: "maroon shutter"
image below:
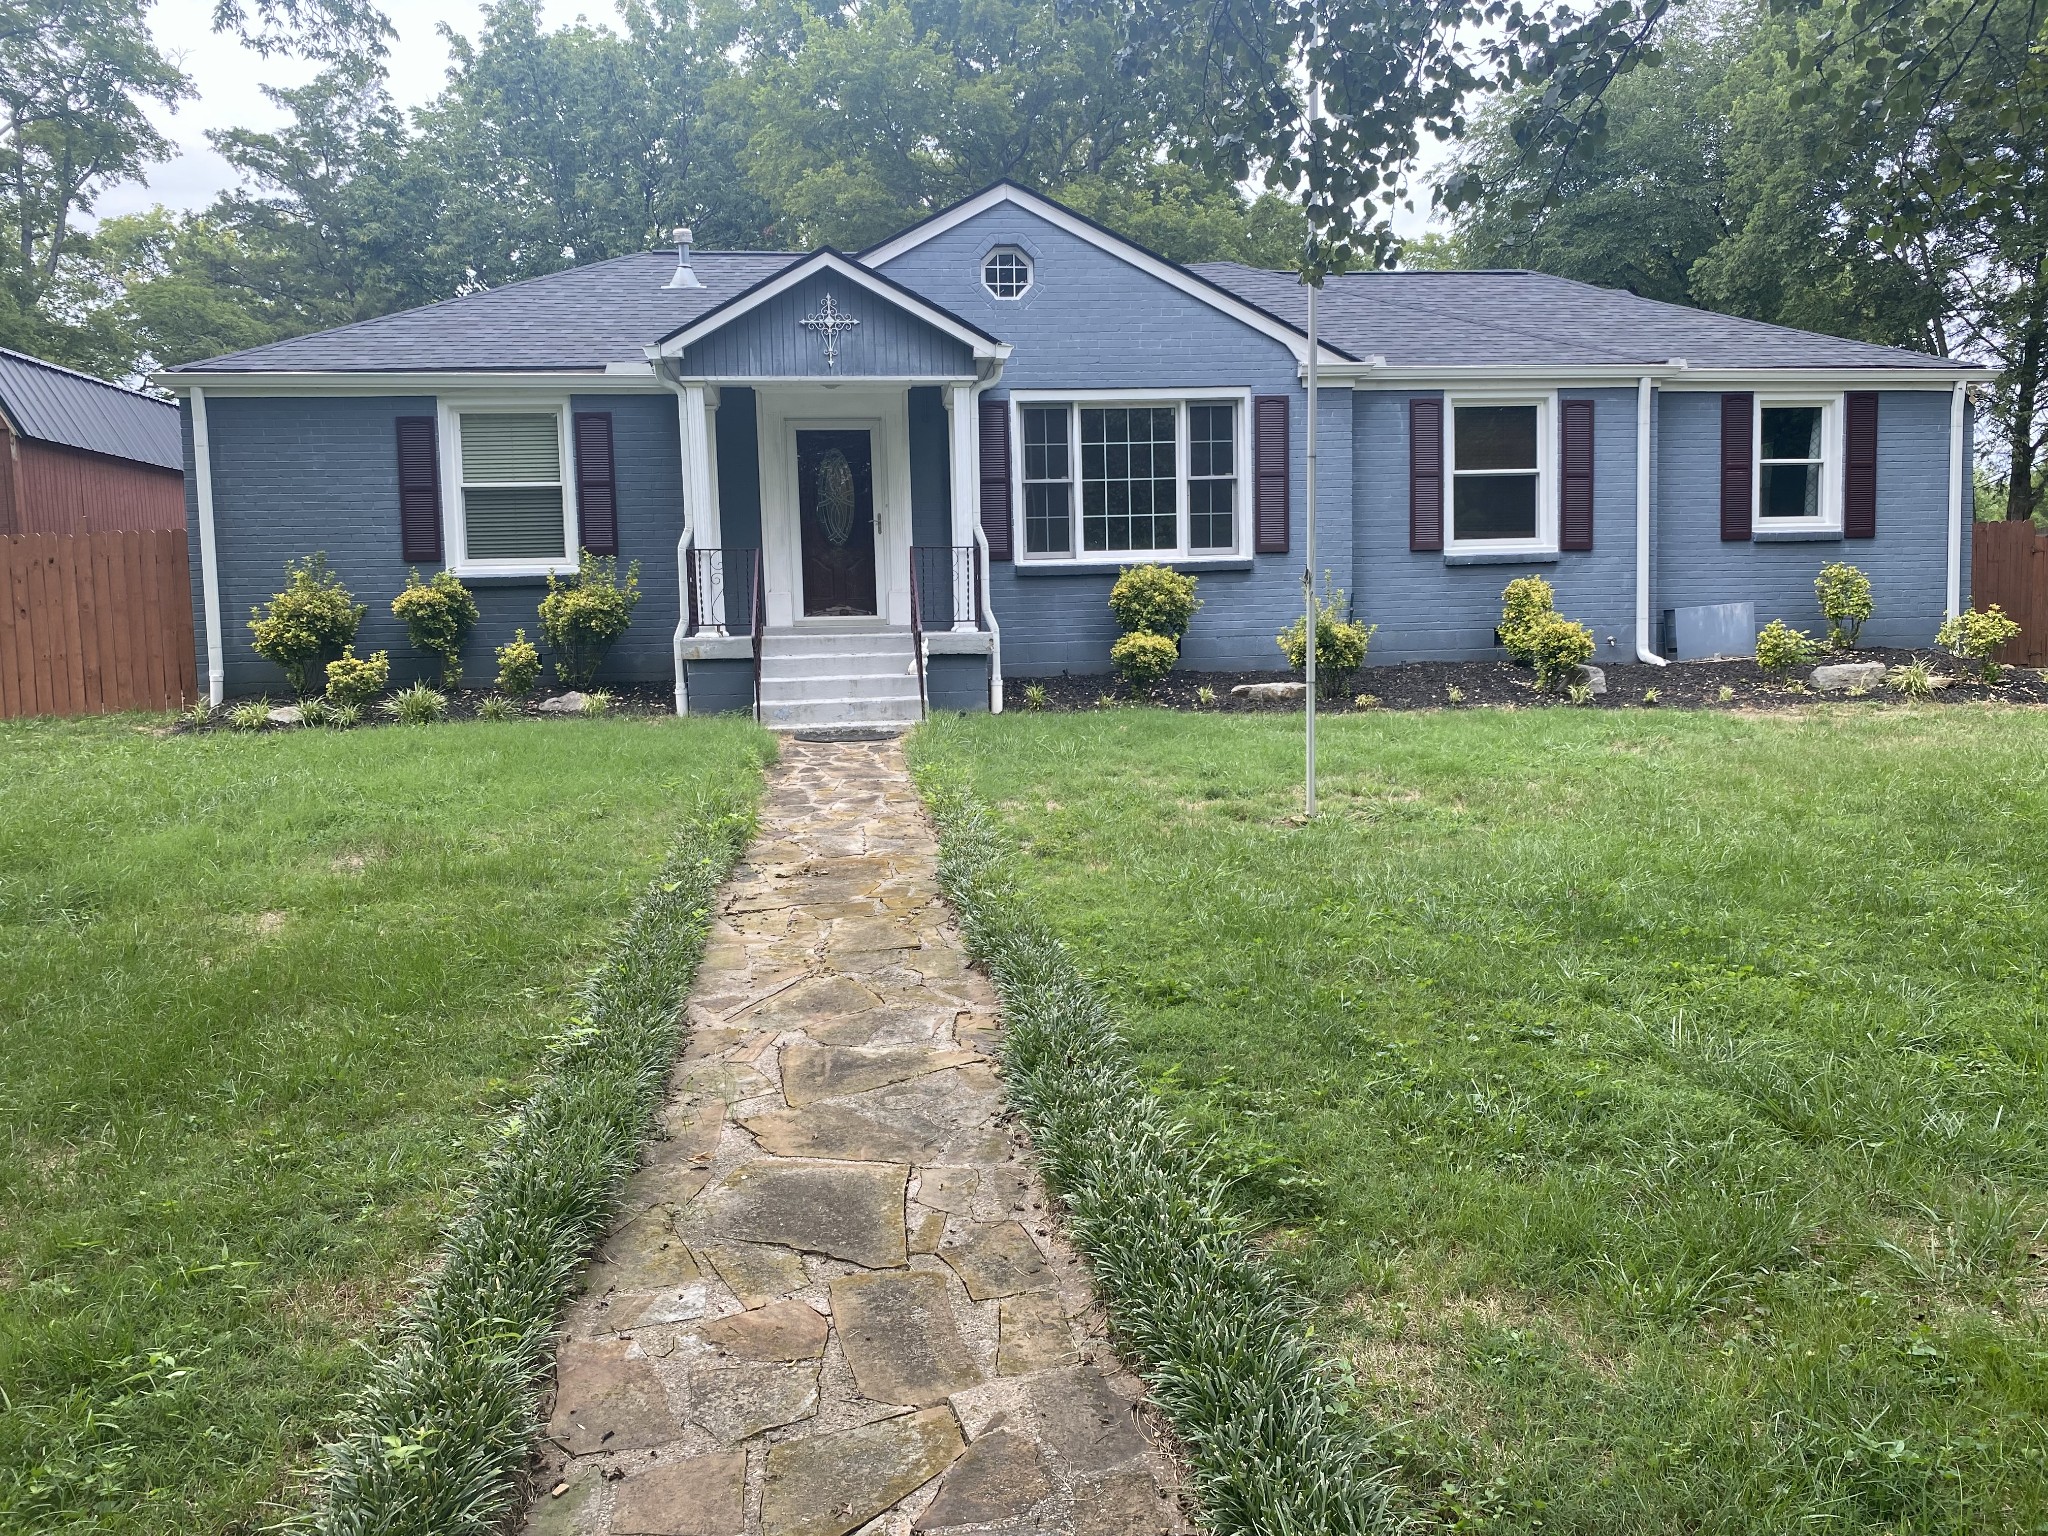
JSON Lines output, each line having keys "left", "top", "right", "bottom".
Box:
{"left": 978, "top": 396, "right": 1012, "bottom": 561}
{"left": 1253, "top": 395, "right": 1290, "bottom": 553}
{"left": 1409, "top": 397, "right": 1444, "bottom": 552}
{"left": 1720, "top": 392, "right": 1754, "bottom": 542}
{"left": 1844, "top": 391, "right": 1878, "bottom": 538}
{"left": 1560, "top": 398, "right": 1595, "bottom": 551}
{"left": 573, "top": 412, "right": 618, "bottom": 556}
{"left": 396, "top": 415, "right": 441, "bottom": 563}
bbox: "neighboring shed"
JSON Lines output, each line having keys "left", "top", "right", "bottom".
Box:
{"left": 0, "top": 348, "right": 185, "bottom": 535}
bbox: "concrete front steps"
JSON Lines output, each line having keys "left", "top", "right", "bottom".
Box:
{"left": 756, "top": 626, "right": 923, "bottom": 729}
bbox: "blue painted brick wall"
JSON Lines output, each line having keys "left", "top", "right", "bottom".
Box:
{"left": 1655, "top": 388, "right": 1955, "bottom": 647}
{"left": 1351, "top": 388, "right": 1641, "bottom": 666}
{"left": 878, "top": 202, "right": 1344, "bottom": 675}
{"left": 191, "top": 391, "right": 682, "bottom": 696}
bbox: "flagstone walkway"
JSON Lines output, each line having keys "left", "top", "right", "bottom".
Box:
{"left": 526, "top": 736, "right": 1189, "bottom": 1536}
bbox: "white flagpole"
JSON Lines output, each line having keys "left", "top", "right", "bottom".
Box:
{"left": 1303, "top": 87, "right": 1320, "bottom": 820}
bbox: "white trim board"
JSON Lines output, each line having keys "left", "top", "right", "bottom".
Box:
{"left": 859, "top": 183, "right": 1355, "bottom": 370}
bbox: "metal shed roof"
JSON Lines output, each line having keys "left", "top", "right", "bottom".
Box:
{"left": 0, "top": 348, "right": 183, "bottom": 471}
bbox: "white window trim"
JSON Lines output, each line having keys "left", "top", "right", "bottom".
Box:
{"left": 1444, "top": 391, "right": 1556, "bottom": 555}
{"left": 1754, "top": 393, "right": 1843, "bottom": 531}
{"left": 439, "top": 397, "right": 580, "bottom": 578}
{"left": 1009, "top": 388, "right": 1253, "bottom": 565}
{"left": 981, "top": 246, "right": 1034, "bottom": 301}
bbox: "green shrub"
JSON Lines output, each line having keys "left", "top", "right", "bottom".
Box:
{"left": 392, "top": 569, "right": 480, "bottom": 686}
{"left": 1022, "top": 682, "right": 1048, "bottom": 710}
{"left": 474, "top": 694, "right": 517, "bottom": 722}
{"left": 380, "top": 683, "right": 448, "bottom": 726}
{"left": 1755, "top": 619, "right": 1820, "bottom": 679}
{"left": 324, "top": 647, "right": 391, "bottom": 709}
{"left": 1936, "top": 604, "right": 2022, "bottom": 682}
{"left": 539, "top": 556, "right": 641, "bottom": 688}
{"left": 1276, "top": 576, "right": 1376, "bottom": 697}
{"left": 1887, "top": 659, "right": 1940, "bottom": 699}
{"left": 227, "top": 698, "right": 272, "bottom": 732}
{"left": 1527, "top": 612, "right": 1596, "bottom": 689}
{"left": 1110, "top": 631, "right": 1179, "bottom": 694}
{"left": 296, "top": 696, "right": 337, "bottom": 727}
{"left": 1108, "top": 563, "right": 1201, "bottom": 640}
{"left": 181, "top": 699, "right": 213, "bottom": 727}
{"left": 248, "top": 554, "right": 366, "bottom": 695}
{"left": 494, "top": 630, "right": 543, "bottom": 698}
{"left": 1498, "top": 574, "right": 1557, "bottom": 664}
{"left": 1814, "top": 563, "right": 1874, "bottom": 648}
{"left": 579, "top": 689, "right": 614, "bottom": 719}
{"left": 327, "top": 702, "right": 362, "bottom": 729}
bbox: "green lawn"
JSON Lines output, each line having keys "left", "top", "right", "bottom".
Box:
{"left": 0, "top": 714, "right": 773, "bottom": 1535}
{"left": 913, "top": 705, "right": 2048, "bottom": 1536}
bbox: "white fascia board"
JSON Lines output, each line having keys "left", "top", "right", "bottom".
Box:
{"left": 660, "top": 373, "right": 986, "bottom": 386}
{"left": 1343, "top": 363, "right": 1995, "bottom": 389}
{"left": 650, "top": 251, "right": 1007, "bottom": 362}
{"left": 858, "top": 184, "right": 1352, "bottom": 369}
{"left": 152, "top": 370, "right": 669, "bottom": 397}
{"left": 1658, "top": 366, "right": 1996, "bottom": 388}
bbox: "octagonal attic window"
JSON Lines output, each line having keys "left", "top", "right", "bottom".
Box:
{"left": 982, "top": 248, "right": 1032, "bottom": 300}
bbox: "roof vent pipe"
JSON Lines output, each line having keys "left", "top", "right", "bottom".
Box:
{"left": 666, "top": 227, "right": 703, "bottom": 289}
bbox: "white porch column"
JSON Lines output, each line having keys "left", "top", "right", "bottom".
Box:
{"left": 679, "top": 383, "right": 724, "bottom": 630}
{"left": 944, "top": 382, "right": 978, "bottom": 629}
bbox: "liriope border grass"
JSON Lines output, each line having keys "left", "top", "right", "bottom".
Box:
{"left": 302, "top": 783, "right": 758, "bottom": 1536}
{"left": 910, "top": 761, "right": 1399, "bottom": 1536}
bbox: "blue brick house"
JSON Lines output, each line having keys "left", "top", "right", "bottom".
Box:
{"left": 161, "top": 182, "right": 1990, "bottom": 724}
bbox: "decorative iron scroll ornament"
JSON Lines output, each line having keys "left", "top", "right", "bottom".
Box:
{"left": 816, "top": 450, "right": 857, "bottom": 545}
{"left": 799, "top": 291, "right": 860, "bottom": 370}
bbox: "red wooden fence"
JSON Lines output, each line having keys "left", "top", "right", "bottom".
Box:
{"left": 1, "top": 531, "right": 197, "bottom": 718}
{"left": 1971, "top": 519, "right": 2048, "bottom": 666}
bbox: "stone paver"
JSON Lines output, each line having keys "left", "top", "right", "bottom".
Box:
{"left": 526, "top": 738, "right": 1188, "bottom": 1536}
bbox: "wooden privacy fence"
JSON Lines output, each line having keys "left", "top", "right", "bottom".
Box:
{"left": 2, "top": 531, "right": 197, "bottom": 718}
{"left": 1971, "top": 519, "right": 2048, "bottom": 666}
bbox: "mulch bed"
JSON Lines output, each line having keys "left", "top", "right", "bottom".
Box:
{"left": 1012, "top": 649, "right": 2048, "bottom": 714}
{"left": 175, "top": 683, "right": 679, "bottom": 733}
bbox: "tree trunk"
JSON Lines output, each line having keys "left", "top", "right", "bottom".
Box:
{"left": 2008, "top": 264, "right": 2047, "bottom": 521}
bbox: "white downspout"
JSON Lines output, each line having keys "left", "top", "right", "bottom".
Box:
{"left": 1635, "top": 374, "right": 1666, "bottom": 667}
{"left": 190, "top": 386, "right": 225, "bottom": 707}
{"left": 967, "top": 365, "right": 1005, "bottom": 712}
{"left": 659, "top": 369, "right": 694, "bottom": 715}
{"left": 1946, "top": 380, "right": 1966, "bottom": 619}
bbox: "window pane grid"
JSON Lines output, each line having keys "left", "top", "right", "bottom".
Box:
{"left": 1188, "top": 402, "right": 1235, "bottom": 550}
{"left": 1081, "top": 407, "right": 1176, "bottom": 553}
{"left": 1021, "top": 405, "right": 1071, "bottom": 555}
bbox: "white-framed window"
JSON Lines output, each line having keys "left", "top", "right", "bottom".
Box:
{"left": 1446, "top": 394, "right": 1554, "bottom": 553}
{"left": 1012, "top": 391, "right": 1247, "bottom": 563}
{"left": 444, "top": 402, "right": 578, "bottom": 574}
{"left": 1756, "top": 395, "right": 1840, "bottom": 527}
{"left": 982, "top": 247, "right": 1033, "bottom": 300}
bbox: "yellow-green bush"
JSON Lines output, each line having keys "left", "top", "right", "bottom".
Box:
{"left": 392, "top": 569, "right": 480, "bottom": 686}
{"left": 494, "top": 630, "right": 543, "bottom": 698}
{"left": 1813, "top": 563, "right": 1873, "bottom": 649}
{"left": 1936, "top": 604, "right": 2022, "bottom": 681}
{"left": 1498, "top": 575, "right": 1557, "bottom": 664}
{"left": 1277, "top": 576, "right": 1376, "bottom": 697}
{"left": 248, "top": 554, "right": 366, "bottom": 695}
{"left": 1755, "top": 619, "right": 1819, "bottom": 679}
{"left": 323, "top": 647, "right": 391, "bottom": 709}
{"left": 1527, "top": 613, "right": 1595, "bottom": 690}
{"left": 539, "top": 556, "right": 641, "bottom": 688}
{"left": 1108, "top": 564, "right": 1201, "bottom": 640}
{"left": 1111, "top": 631, "right": 1179, "bottom": 694}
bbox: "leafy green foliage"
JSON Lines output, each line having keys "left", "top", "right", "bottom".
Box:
{"left": 1755, "top": 618, "right": 1820, "bottom": 678}
{"left": 909, "top": 763, "right": 1400, "bottom": 1536}
{"left": 1498, "top": 575, "right": 1558, "bottom": 665}
{"left": 1814, "top": 562, "right": 1874, "bottom": 648}
{"left": 391, "top": 570, "right": 479, "bottom": 687}
{"left": 1888, "top": 659, "right": 1940, "bottom": 698}
{"left": 494, "top": 630, "right": 543, "bottom": 699}
{"left": 473, "top": 695, "right": 517, "bottom": 722}
{"left": 1110, "top": 631, "right": 1179, "bottom": 695}
{"left": 227, "top": 698, "right": 273, "bottom": 731}
{"left": 1936, "top": 604, "right": 2023, "bottom": 682}
{"left": 1527, "top": 613, "right": 1596, "bottom": 690}
{"left": 379, "top": 684, "right": 447, "bottom": 726}
{"left": 247, "top": 555, "right": 366, "bottom": 696}
{"left": 1108, "top": 563, "right": 1202, "bottom": 641}
{"left": 1278, "top": 576, "right": 1375, "bottom": 697}
{"left": 578, "top": 690, "right": 614, "bottom": 719}
{"left": 324, "top": 646, "right": 390, "bottom": 709}
{"left": 539, "top": 557, "right": 641, "bottom": 689}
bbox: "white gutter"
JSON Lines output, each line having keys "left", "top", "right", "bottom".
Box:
{"left": 1946, "top": 381, "right": 1966, "bottom": 619}
{"left": 189, "top": 386, "right": 225, "bottom": 707}
{"left": 657, "top": 368, "right": 694, "bottom": 715}
{"left": 1635, "top": 375, "right": 1665, "bottom": 667}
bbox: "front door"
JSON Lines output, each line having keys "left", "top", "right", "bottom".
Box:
{"left": 796, "top": 429, "right": 878, "bottom": 617}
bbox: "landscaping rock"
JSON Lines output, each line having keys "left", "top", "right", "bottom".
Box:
{"left": 830, "top": 1269, "right": 981, "bottom": 1406}
{"left": 1229, "top": 681, "right": 1307, "bottom": 702}
{"left": 536, "top": 691, "right": 588, "bottom": 714}
{"left": 266, "top": 705, "right": 304, "bottom": 725}
{"left": 1575, "top": 665, "right": 1608, "bottom": 695}
{"left": 1812, "top": 660, "right": 1887, "bottom": 692}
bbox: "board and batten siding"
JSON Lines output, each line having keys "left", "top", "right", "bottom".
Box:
{"left": 677, "top": 272, "right": 976, "bottom": 379}
{"left": 185, "top": 391, "right": 684, "bottom": 696}
{"left": 2, "top": 427, "right": 185, "bottom": 535}
{"left": 875, "top": 199, "right": 1342, "bottom": 675}
{"left": 1653, "top": 388, "right": 1959, "bottom": 649}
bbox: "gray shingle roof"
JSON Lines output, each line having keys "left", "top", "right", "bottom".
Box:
{"left": 0, "top": 348, "right": 182, "bottom": 469}
{"left": 169, "top": 251, "right": 803, "bottom": 374}
{"left": 1190, "top": 263, "right": 1962, "bottom": 371}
